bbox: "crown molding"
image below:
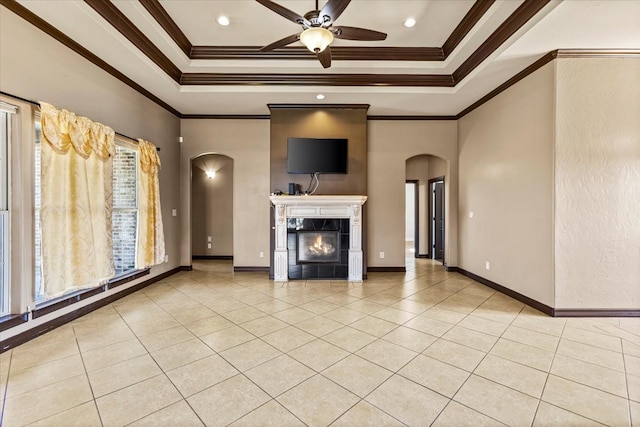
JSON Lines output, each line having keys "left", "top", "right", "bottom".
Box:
{"left": 181, "top": 73, "right": 454, "bottom": 87}
{"left": 554, "top": 49, "right": 640, "bottom": 58}
{"left": 367, "top": 115, "right": 457, "bottom": 121}
{"left": 452, "top": 0, "right": 552, "bottom": 83}
{"left": 190, "top": 46, "right": 444, "bottom": 61}
{"left": 84, "top": 0, "right": 181, "bottom": 82}
{"left": 267, "top": 104, "right": 370, "bottom": 111}
{"left": 443, "top": 0, "right": 496, "bottom": 58}
{"left": 181, "top": 114, "right": 271, "bottom": 120}
{"left": 139, "top": 0, "right": 191, "bottom": 57}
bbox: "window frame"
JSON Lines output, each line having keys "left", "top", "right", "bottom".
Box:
{"left": 0, "top": 104, "right": 14, "bottom": 316}
{"left": 0, "top": 96, "right": 36, "bottom": 317}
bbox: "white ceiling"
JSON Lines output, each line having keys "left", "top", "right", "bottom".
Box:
{"left": 13, "top": 0, "right": 640, "bottom": 116}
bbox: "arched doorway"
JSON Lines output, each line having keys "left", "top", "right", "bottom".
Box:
{"left": 405, "top": 154, "right": 447, "bottom": 266}
{"left": 190, "top": 154, "right": 233, "bottom": 262}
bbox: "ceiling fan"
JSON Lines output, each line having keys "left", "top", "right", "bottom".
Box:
{"left": 256, "top": 0, "right": 387, "bottom": 68}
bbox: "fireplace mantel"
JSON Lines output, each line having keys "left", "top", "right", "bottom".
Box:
{"left": 270, "top": 195, "right": 367, "bottom": 282}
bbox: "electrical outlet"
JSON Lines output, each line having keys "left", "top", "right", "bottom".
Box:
{"left": 172, "top": 209, "right": 177, "bottom": 217}
{"left": 485, "top": 261, "right": 490, "bottom": 270}
{"left": 207, "top": 243, "right": 212, "bottom": 249}
{"left": 164, "top": 255, "right": 169, "bottom": 263}
{"left": 207, "top": 236, "right": 212, "bottom": 242}
{"left": 379, "top": 252, "right": 385, "bottom": 259}
{"left": 469, "top": 211, "right": 474, "bottom": 218}
{"left": 259, "top": 251, "right": 264, "bottom": 258}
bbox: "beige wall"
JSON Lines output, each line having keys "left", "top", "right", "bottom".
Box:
{"left": 429, "top": 157, "right": 447, "bottom": 180}
{"left": 0, "top": 10, "right": 181, "bottom": 339}
{"left": 458, "top": 62, "right": 555, "bottom": 307}
{"left": 191, "top": 156, "right": 234, "bottom": 256}
{"left": 180, "top": 119, "right": 271, "bottom": 267}
{"left": 554, "top": 58, "right": 640, "bottom": 309}
{"left": 368, "top": 121, "right": 458, "bottom": 268}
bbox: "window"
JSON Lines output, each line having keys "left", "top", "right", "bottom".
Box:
{"left": 0, "top": 106, "right": 13, "bottom": 316}
{"left": 34, "top": 137, "right": 139, "bottom": 303}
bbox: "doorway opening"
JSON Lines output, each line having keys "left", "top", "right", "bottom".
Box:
{"left": 405, "top": 180, "right": 418, "bottom": 259}
{"left": 190, "top": 154, "right": 234, "bottom": 262}
{"left": 429, "top": 177, "right": 445, "bottom": 263}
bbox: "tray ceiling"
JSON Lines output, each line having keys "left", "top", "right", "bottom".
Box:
{"left": 3, "top": 0, "right": 640, "bottom": 116}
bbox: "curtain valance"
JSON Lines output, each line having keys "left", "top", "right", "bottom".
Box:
{"left": 40, "top": 102, "right": 115, "bottom": 160}
{"left": 137, "top": 138, "right": 161, "bottom": 174}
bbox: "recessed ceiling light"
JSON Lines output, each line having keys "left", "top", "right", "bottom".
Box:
{"left": 403, "top": 17, "right": 416, "bottom": 28}
{"left": 217, "top": 16, "right": 230, "bottom": 26}
{"left": 316, "top": 94, "right": 325, "bottom": 100}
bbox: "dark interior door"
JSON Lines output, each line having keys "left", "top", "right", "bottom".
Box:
{"left": 433, "top": 181, "right": 445, "bottom": 262}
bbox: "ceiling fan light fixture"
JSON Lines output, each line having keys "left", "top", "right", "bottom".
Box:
{"left": 300, "top": 27, "right": 334, "bottom": 53}
{"left": 403, "top": 17, "right": 416, "bottom": 28}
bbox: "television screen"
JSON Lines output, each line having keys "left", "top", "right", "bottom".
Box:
{"left": 287, "top": 137, "right": 348, "bottom": 174}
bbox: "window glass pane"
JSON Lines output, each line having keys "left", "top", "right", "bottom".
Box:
{"left": 113, "top": 146, "right": 137, "bottom": 209}
{"left": 112, "top": 145, "right": 137, "bottom": 276}
{"left": 0, "top": 112, "right": 9, "bottom": 314}
{"left": 34, "top": 122, "right": 43, "bottom": 302}
{"left": 113, "top": 210, "right": 137, "bottom": 275}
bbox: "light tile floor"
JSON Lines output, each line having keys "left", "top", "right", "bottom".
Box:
{"left": 1, "top": 259, "right": 639, "bottom": 426}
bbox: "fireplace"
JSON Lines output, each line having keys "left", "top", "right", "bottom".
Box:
{"left": 270, "top": 195, "right": 367, "bottom": 282}
{"left": 298, "top": 231, "right": 340, "bottom": 263}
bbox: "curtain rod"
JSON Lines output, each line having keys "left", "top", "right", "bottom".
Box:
{"left": 0, "top": 91, "right": 160, "bottom": 151}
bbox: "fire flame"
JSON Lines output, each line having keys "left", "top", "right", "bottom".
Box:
{"left": 308, "top": 235, "right": 335, "bottom": 255}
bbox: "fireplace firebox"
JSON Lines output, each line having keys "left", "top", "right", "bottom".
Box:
{"left": 297, "top": 231, "right": 340, "bottom": 263}
{"left": 287, "top": 218, "right": 349, "bottom": 280}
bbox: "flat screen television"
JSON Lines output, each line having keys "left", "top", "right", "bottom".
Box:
{"left": 287, "top": 137, "right": 348, "bottom": 174}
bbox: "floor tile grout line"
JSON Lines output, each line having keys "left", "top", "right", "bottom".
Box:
{"left": 531, "top": 315, "right": 567, "bottom": 427}
{"left": 0, "top": 349, "right": 12, "bottom": 426}
{"left": 622, "top": 338, "right": 634, "bottom": 426}
{"left": 431, "top": 399, "right": 508, "bottom": 427}
{"left": 73, "top": 334, "right": 103, "bottom": 427}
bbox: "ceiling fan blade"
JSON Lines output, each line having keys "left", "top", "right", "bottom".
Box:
{"left": 319, "top": 0, "right": 351, "bottom": 24}
{"left": 332, "top": 26, "right": 387, "bottom": 41}
{"left": 317, "top": 46, "right": 332, "bottom": 69}
{"left": 255, "top": 0, "right": 310, "bottom": 26}
{"left": 259, "top": 33, "right": 300, "bottom": 52}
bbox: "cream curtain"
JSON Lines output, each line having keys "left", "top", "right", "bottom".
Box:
{"left": 136, "top": 139, "right": 165, "bottom": 268}
{"left": 40, "top": 102, "right": 115, "bottom": 299}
